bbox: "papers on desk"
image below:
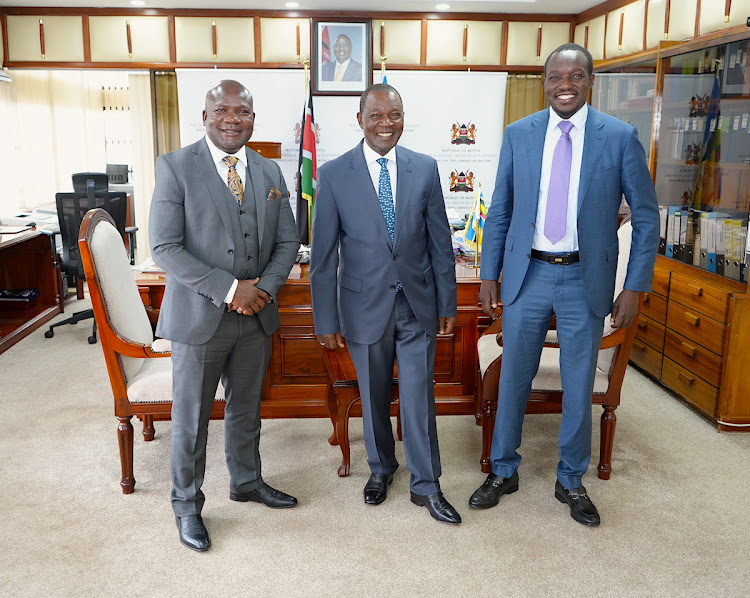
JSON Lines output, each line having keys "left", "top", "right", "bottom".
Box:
{"left": 0, "top": 225, "right": 33, "bottom": 234}
{"left": 133, "top": 257, "right": 165, "bottom": 273}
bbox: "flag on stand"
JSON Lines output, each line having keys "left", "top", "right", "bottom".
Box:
{"left": 296, "top": 84, "right": 317, "bottom": 245}
{"left": 463, "top": 188, "right": 487, "bottom": 251}
{"left": 692, "top": 71, "right": 722, "bottom": 211}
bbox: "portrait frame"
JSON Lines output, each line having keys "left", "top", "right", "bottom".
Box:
{"left": 312, "top": 19, "right": 372, "bottom": 96}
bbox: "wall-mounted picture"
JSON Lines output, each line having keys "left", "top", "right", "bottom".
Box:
{"left": 312, "top": 19, "right": 372, "bottom": 95}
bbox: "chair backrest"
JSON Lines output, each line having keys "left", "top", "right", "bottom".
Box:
{"left": 72, "top": 172, "right": 108, "bottom": 194}
{"left": 55, "top": 191, "right": 128, "bottom": 278}
{"left": 79, "top": 209, "right": 154, "bottom": 384}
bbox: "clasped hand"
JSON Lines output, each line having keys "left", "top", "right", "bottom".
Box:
{"left": 227, "top": 278, "right": 271, "bottom": 315}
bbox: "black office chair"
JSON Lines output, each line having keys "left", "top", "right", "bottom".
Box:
{"left": 45, "top": 189, "right": 135, "bottom": 344}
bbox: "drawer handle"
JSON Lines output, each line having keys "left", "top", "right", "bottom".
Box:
{"left": 637, "top": 318, "right": 648, "bottom": 329}
{"left": 680, "top": 342, "right": 696, "bottom": 357}
{"left": 678, "top": 371, "right": 694, "bottom": 386}
{"left": 684, "top": 312, "right": 700, "bottom": 326}
{"left": 643, "top": 294, "right": 651, "bottom": 304}
{"left": 633, "top": 342, "right": 646, "bottom": 353}
{"left": 687, "top": 283, "right": 703, "bottom": 297}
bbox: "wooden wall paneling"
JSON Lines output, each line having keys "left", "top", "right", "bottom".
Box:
{"left": 646, "top": 0, "right": 667, "bottom": 50}
{"left": 372, "top": 19, "right": 422, "bottom": 65}
{"left": 89, "top": 16, "right": 170, "bottom": 62}
{"left": 425, "top": 20, "right": 503, "bottom": 66}
{"left": 1, "top": 13, "right": 6, "bottom": 67}
{"left": 82, "top": 16, "right": 91, "bottom": 62}
{"left": 168, "top": 15, "right": 176, "bottom": 64}
{"left": 700, "top": 0, "right": 750, "bottom": 34}
{"left": 581, "top": 15, "right": 606, "bottom": 60}
{"left": 506, "top": 21, "right": 570, "bottom": 66}
{"left": 605, "top": 0, "right": 647, "bottom": 59}
{"left": 175, "top": 17, "right": 255, "bottom": 63}
{"left": 6, "top": 15, "right": 84, "bottom": 62}
{"left": 259, "top": 17, "right": 309, "bottom": 63}
{"left": 659, "top": 0, "right": 699, "bottom": 43}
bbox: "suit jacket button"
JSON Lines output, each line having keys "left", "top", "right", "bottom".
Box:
{"left": 228, "top": 249, "right": 234, "bottom": 255}
{"left": 393, "top": 255, "right": 398, "bottom": 260}
{"left": 239, "top": 210, "right": 245, "bottom": 215}
{"left": 244, "top": 233, "right": 250, "bottom": 238}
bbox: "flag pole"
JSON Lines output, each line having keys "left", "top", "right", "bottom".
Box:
{"left": 475, "top": 182, "right": 481, "bottom": 269}
{"left": 303, "top": 58, "right": 312, "bottom": 245}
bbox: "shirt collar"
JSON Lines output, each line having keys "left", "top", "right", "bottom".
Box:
{"left": 362, "top": 140, "right": 397, "bottom": 166}
{"left": 548, "top": 103, "right": 588, "bottom": 132}
{"left": 205, "top": 135, "right": 246, "bottom": 169}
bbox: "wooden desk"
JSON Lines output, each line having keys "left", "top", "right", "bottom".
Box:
{"left": 0, "top": 229, "right": 61, "bottom": 354}
{"left": 136, "top": 262, "right": 485, "bottom": 420}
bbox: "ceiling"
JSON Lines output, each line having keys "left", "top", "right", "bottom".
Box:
{"left": 0, "top": 0, "right": 604, "bottom": 15}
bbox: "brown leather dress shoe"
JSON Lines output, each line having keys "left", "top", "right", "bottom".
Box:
{"left": 230, "top": 481, "right": 298, "bottom": 508}
{"left": 176, "top": 514, "right": 211, "bottom": 552}
{"left": 410, "top": 491, "right": 462, "bottom": 524}
{"left": 555, "top": 480, "right": 600, "bottom": 526}
{"left": 364, "top": 473, "right": 394, "bottom": 505}
{"left": 469, "top": 471, "right": 519, "bottom": 509}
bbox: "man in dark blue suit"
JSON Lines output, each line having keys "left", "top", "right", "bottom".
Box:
{"left": 469, "top": 44, "right": 659, "bottom": 526}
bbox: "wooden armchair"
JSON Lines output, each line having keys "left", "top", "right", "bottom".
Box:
{"left": 78, "top": 209, "right": 225, "bottom": 494}
{"left": 477, "top": 218, "right": 641, "bottom": 480}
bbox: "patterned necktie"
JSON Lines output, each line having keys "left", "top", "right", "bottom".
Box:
{"left": 335, "top": 64, "right": 345, "bottom": 82}
{"left": 222, "top": 155, "right": 244, "bottom": 206}
{"left": 377, "top": 158, "right": 395, "bottom": 242}
{"left": 544, "top": 120, "right": 574, "bottom": 244}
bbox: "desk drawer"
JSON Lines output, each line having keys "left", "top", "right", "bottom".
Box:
{"left": 666, "top": 301, "right": 725, "bottom": 355}
{"left": 635, "top": 315, "right": 665, "bottom": 351}
{"left": 669, "top": 272, "right": 730, "bottom": 322}
{"left": 630, "top": 339, "right": 663, "bottom": 378}
{"left": 662, "top": 358, "right": 717, "bottom": 417}
{"left": 664, "top": 329, "right": 722, "bottom": 387}
{"left": 651, "top": 265, "right": 670, "bottom": 298}
{"left": 641, "top": 292, "right": 667, "bottom": 323}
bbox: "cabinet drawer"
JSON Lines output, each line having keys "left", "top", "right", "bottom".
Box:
{"left": 662, "top": 358, "right": 717, "bottom": 417}
{"left": 635, "top": 315, "right": 665, "bottom": 351}
{"left": 651, "top": 265, "right": 670, "bottom": 297}
{"left": 666, "top": 301, "right": 725, "bottom": 355}
{"left": 641, "top": 292, "right": 667, "bottom": 323}
{"left": 664, "top": 329, "right": 722, "bottom": 387}
{"left": 629, "top": 339, "right": 663, "bottom": 378}
{"left": 669, "top": 272, "right": 730, "bottom": 322}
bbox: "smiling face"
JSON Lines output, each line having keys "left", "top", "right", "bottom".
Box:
{"left": 357, "top": 89, "right": 404, "bottom": 156}
{"left": 202, "top": 81, "right": 255, "bottom": 154}
{"left": 544, "top": 49, "right": 594, "bottom": 119}
{"left": 334, "top": 35, "right": 353, "bottom": 64}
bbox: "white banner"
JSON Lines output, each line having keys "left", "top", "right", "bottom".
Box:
{"left": 176, "top": 69, "right": 506, "bottom": 219}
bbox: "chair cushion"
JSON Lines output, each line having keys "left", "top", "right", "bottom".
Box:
{"left": 478, "top": 330, "right": 559, "bottom": 378}
{"left": 127, "top": 357, "right": 225, "bottom": 404}
{"left": 533, "top": 348, "right": 608, "bottom": 394}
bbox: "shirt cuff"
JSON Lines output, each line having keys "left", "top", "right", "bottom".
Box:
{"left": 224, "top": 279, "right": 238, "bottom": 305}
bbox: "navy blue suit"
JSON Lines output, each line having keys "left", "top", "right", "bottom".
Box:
{"left": 481, "top": 106, "right": 659, "bottom": 488}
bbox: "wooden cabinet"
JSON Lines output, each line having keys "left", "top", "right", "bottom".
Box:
{"left": 0, "top": 229, "right": 61, "bottom": 354}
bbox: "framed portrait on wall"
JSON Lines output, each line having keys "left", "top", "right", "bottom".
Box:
{"left": 312, "top": 19, "right": 372, "bottom": 95}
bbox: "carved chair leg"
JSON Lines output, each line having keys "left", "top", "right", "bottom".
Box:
{"left": 326, "top": 385, "right": 339, "bottom": 446}
{"left": 337, "top": 396, "right": 358, "bottom": 477}
{"left": 480, "top": 398, "right": 497, "bottom": 474}
{"left": 597, "top": 404, "right": 617, "bottom": 480}
{"left": 117, "top": 416, "right": 136, "bottom": 494}
{"left": 142, "top": 415, "right": 155, "bottom": 441}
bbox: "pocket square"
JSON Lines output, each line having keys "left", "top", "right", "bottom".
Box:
{"left": 267, "top": 187, "right": 282, "bottom": 201}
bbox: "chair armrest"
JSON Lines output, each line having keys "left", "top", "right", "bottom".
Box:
{"left": 106, "top": 329, "right": 171, "bottom": 358}
{"left": 600, "top": 326, "right": 629, "bottom": 349}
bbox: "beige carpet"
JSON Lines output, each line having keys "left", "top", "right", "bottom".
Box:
{"left": 1, "top": 298, "right": 750, "bottom": 597}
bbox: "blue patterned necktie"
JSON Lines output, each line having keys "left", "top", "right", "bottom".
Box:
{"left": 377, "top": 157, "right": 395, "bottom": 242}
{"left": 544, "top": 120, "right": 574, "bottom": 244}
{"left": 222, "top": 155, "right": 244, "bottom": 206}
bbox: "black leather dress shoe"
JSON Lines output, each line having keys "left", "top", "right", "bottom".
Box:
{"left": 555, "top": 480, "right": 600, "bottom": 526}
{"left": 230, "top": 481, "right": 298, "bottom": 508}
{"left": 175, "top": 514, "right": 211, "bottom": 552}
{"left": 364, "top": 473, "right": 394, "bottom": 505}
{"left": 410, "top": 491, "right": 462, "bottom": 524}
{"left": 469, "top": 471, "right": 519, "bottom": 509}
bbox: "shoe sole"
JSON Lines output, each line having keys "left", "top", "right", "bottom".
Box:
{"left": 229, "top": 494, "right": 297, "bottom": 508}
{"left": 469, "top": 482, "right": 519, "bottom": 509}
{"left": 555, "top": 490, "right": 600, "bottom": 527}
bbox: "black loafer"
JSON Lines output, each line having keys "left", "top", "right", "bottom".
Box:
{"left": 469, "top": 471, "right": 519, "bottom": 509}
{"left": 410, "top": 491, "right": 462, "bottom": 524}
{"left": 175, "top": 514, "right": 211, "bottom": 552}
{"left": 555, "top": 480, "right": 600, "bottom": 526}
{"left": 230, "top": 481, "right": 298, "bottom": 508}
{"left": 364, "top": 473, "right": 394, "bottom": 505}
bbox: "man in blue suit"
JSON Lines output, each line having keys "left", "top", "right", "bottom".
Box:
{"left": 469, "top": 44, "right": 659, "bottom": 526}
{"left": 310, "top": 84, "right": 461, "bottom": 524}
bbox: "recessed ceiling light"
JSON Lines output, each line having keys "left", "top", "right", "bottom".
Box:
{"left": 436, "top": 3, "right": 450, "bottom": 9}
{"left": 285, "top": 1, "right": 300, "bottom": 7}
{"left": 131, "top": 0, "right": 146, "bottom": 6}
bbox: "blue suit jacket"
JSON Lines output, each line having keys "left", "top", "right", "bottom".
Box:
{"left": 310, "top": 142, "right": 457, "bottom": 345}
{"left": 480, "top": 106, "right": 660, "bottom": 318}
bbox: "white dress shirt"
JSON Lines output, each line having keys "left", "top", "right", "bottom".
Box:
{"left": 532, "top": 104, "right": 588, "bottom": 252}
{"left": 362, "top": 142, "right": 398, "bottom": 208}
{"left": 204, "top": 135, "right": 246, "bottom": 303}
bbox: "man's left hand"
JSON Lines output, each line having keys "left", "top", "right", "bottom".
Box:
{"left": 610, "top": 289, "right": 640, "bottom": 329}
{"left": 438, "top": 317, "right": 456, "bottom": 335}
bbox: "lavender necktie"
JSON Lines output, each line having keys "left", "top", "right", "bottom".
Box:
{"left": 544, "top": 120, "right": 574, "bottom": 245}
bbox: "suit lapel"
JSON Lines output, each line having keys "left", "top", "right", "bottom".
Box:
{"left": 578, "top": 107, "right": 607, "bottom": 213}
{"left": 245, "top": 147, "right": 266, "bottom": 248}
{"left": 526, "top": 111, "right": 548, "bottom": 214}
{"left": 350, "top": 143, "right": 393, "bottom": 249}
{"left": 193, "top": 139, "right": 234, "bottom": 236}
{"left": 394, "top": 148, "right": 412, "bottom": 249}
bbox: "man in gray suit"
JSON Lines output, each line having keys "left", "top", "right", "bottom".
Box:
{"left": 310, "top": 84, "right": 461, "bottom": 524}
{"left": 321, "top": 34, "right": 363, "bottom": 82}
{"left": 150, "top": 80, "right": 299, "bottom": 551}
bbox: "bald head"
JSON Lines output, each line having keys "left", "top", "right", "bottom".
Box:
{"left": 202, "top": 79, "right": 255, "bottom": 153}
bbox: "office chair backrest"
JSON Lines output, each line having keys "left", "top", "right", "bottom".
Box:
{"left": 72, "top": 172, "right": 109, "bottom": 194}
{"left": 55, "top": 191, "right": 128, "bottom": 279}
